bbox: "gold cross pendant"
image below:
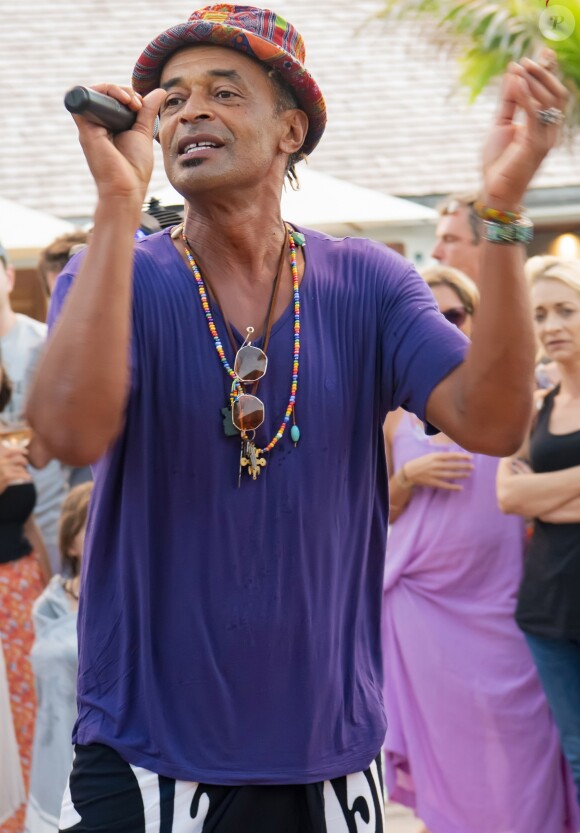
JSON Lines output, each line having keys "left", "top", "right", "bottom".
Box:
{"left": 240, "top": 439, "right": 267, "bottom": 481}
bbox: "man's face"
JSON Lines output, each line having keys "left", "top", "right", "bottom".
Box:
{"left": 431, "top": 207, "right": 480, "bottom": 285}
{"left": 0, "top": 260, "right": 15, "bottom": 311}
{"left": 158, "top": 45, "right": 295, "bottom": 198}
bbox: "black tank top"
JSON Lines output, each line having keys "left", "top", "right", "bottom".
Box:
{"left": 516, "top": 386, "right": 580, "bottom": 639}
{"left": 0, "top": 481, "right": 36, "bottom": 564}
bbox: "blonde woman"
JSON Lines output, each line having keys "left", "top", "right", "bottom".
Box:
{"left": 382, "top": 265, "right": 578, "bottom": 833}
{"left": 497, "top": 257, "right": 580, "bottom": 811}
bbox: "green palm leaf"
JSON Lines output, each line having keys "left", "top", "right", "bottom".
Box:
{"left": 378, "top": 0, "right": 580, "bottom": 128}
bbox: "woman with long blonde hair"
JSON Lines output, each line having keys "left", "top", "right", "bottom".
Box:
{"left": 497, "top": 256, "right": 580, "bottom": 811}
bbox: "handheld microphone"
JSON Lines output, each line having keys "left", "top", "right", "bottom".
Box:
{"left": 64, "top": 86, "right": 137, "bottom": 133}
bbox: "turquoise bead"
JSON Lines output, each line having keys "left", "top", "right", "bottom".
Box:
{"left": 290, "top": 232, "right": 306, "bottom": 247}
{"left": 291, "top": 424, "right": 301, "bottom": 443}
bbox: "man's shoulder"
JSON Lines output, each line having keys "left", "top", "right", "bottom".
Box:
{"left": 300, "top": 225, "right": 411, "bottom": 267}
{"left": 133, "top": 228, "right": 173, "bottom": 266}
{"left": 299, "top": 226, "right": 415, "bottom": 295}
{"left": 49, "top": 230, "right": 172, "bottom": 328}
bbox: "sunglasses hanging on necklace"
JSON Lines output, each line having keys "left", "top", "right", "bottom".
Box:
{"left": 182, "top": 225, "right": 303, "bottom": 483}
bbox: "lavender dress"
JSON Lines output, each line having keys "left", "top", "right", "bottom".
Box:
{"left": 382, "top": 414, "right": 579, "bottom": 833}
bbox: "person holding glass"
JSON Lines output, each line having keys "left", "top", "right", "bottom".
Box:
{"left": 382, "top": 265, "right": 578, "bottom": 833}
{"left": 497, "top": 256, "right": 580, "bottom": 811}
{"left": 0, "top": 361, "right": 50, "bottom": 833}
{"left": 0, "top": 240, "right": 69, "bottom": 574}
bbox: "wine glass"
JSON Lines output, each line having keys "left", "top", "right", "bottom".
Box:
{"left": 0, "top": 419, "right": 33, "bottom": 450}
{"left": 0, "top": 418, "right": 33, "bottom": 484}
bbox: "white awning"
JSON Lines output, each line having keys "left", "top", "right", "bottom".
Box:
{"left": 148, "top": 167, "right": 436, "bottom": 232}
{"left": 0, "top": 197, "right": 76, "bottom": 264}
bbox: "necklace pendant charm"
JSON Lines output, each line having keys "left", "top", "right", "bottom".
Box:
{"left": 240, "top": 440, "right": 266, "bottom": 480}
{"left": 222, "top": 405, "right": 239, "bottom": 437}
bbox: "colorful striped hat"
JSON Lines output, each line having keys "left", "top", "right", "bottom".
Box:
{"left": 132, "top": 4, "right": 326, "bottom": 156}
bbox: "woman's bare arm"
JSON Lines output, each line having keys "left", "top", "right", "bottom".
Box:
{"left": 385, "top": 411, "right": 413, "bottom": 523}
{"left": 538, "top": 494, "right": 580, "bottom": 524}
{"left": 497, "top": 457, "right": 580, "bottom": 516}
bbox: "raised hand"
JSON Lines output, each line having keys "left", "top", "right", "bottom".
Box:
{"left": 403, "top": 451, "right": 474, "bottom": 491}
{"left": 481, "top": 49, "right": 568, "bottom": 211}
{"left": 71, "top": 84, "right": 166, "bottom": 205}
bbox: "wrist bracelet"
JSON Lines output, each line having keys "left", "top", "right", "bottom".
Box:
{"left": 482, "top": 217, "right": 534, "bottom": 245}
{"left": 398, "top": 463, "right": 413, "bottom": 489}
{"left": 474, "top": 202, "right": 522, "bottom": 224}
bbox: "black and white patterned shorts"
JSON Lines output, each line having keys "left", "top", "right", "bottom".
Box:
{"left": 59, "top": 743, "right": 385, "bottom": 833}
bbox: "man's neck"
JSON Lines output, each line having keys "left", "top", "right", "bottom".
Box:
{"left": 0, "top": 305, "right": 17, "bottom": 339}
{"left": 181, "top": 191, "right": 288, "bottom": 290}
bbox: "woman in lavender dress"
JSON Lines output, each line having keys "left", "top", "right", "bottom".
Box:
{"left": 382, "top": 265, "right": 578, "bottom": 833}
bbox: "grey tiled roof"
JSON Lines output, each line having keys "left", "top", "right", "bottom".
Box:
{"left": 1, "top": 0, "right": 578, "bottom": 219}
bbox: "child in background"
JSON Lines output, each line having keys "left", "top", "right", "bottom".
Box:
{"left": 25, "top": 483, "right": 93, "bottom": 833}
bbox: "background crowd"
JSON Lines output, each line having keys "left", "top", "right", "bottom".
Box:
{"left": 0, "top": 192, "right": 579, "bottom": 833}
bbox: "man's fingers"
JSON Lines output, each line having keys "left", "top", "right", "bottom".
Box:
{"left": 135, "top": 88, "right": 166, "bottom": 136}
{"left": 496, "top": 64, "right": 521, "bottom": 125}
{"left": 497, "top": 61, "right": 566, "bottom": 134}
{"left": 521, "top": 57, "right": 568, "bottom": 107}
{"left": 522, "top": 72, "right": 558, "bottom": 111}
{"left": 90, "top": 83, "right": 143, "bottom": 111}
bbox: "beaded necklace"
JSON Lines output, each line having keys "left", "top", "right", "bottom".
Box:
{"left": 181, "top": 227, "right": 301, "bottom": 466}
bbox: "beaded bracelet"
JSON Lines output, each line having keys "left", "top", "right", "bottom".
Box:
{"left": 474, "top": 201, "right": 522, "bottom": 225}
{"left": 482, "top": 217, "right": 534, "bottom": 245}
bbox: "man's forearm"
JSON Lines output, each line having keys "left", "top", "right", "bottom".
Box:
{"left": 459, "top": 240, "right": 535, "bottom": 444}
{"left": 26, "top": 198, "right": 140, "bottom": 465}
{"left": 428, "top": 241, "right": 535, "bottom": 456}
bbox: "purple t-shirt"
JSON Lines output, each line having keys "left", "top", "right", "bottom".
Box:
{"left": 49, "top": 226, "right": 467, "bottom": 784}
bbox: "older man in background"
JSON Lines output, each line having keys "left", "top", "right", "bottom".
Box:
{"left": 431, "top": 193, "right": 482, "bottom": 285}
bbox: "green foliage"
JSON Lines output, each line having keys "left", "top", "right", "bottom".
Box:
{"left": 378, "top": 0, "right": 580, "bottom": 127}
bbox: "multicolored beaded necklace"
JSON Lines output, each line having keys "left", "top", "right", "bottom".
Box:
{"left": 181, "top": 226, "right": 302, "bottom": 479}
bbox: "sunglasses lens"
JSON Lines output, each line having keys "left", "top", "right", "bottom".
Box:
{"left": 234, "top": 345, "right": 267, "bottom": 383}
{"left": 442, "top": 307, "right": 467, "bottom": 328}
{"left": 232, "top": 394, "right": 264, "bottom": 432}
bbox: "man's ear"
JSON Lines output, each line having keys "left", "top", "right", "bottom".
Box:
{"left": 279, "top": 109, "right": 309, "bottom": 156}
